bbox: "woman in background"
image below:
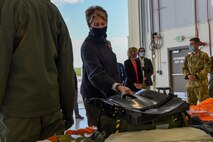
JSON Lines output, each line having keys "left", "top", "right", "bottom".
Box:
{"left": 124, "top": 47, "right": 143, "bottom": 92}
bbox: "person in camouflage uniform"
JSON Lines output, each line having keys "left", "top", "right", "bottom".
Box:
{"left": 209, "top": 56, "right": 213, "bottom": 97}
{"left": 183, "top": 37, "right": 211, "bottom": 105}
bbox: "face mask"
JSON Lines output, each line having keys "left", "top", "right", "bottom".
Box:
{"left": 131, "top": 53, "right": 137, "bottom": 59}
{"left": 91, "top": 26, "right": 107, "bottom": 37}
{"left": 188, "top": 45, "right": 195, "bottom": 52}
{"left": 139, "top": 52, "right": 145, "bottom": 57}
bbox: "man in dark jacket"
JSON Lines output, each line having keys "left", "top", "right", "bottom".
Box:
{"left": 137, "top": 47, "right": 154, "bottom": 90}
{"left": 0, "top": 0, "right": 75, "bottom": 141}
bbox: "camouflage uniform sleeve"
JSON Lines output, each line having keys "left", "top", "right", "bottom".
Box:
{"left": 183, "top": 55, "right": 190, "bottom": 79}
{"left": 195, "top": 53, "right": 211, "bottom": 80}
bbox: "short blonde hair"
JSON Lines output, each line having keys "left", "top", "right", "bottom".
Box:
{"left": 127, "top": 47, "right": 138, "bottom": 58}
{"left": 85, "top": 6, "right": 108, "bottom": 27}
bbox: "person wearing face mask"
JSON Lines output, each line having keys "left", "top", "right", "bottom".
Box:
{"left": 183, "top": 37, "right": 211, "bottom": 105}
{"left": 209, "top": 56, "right": 213, "bottom": 98}
{"left": 137, "top": 47, "right": 154, "bottom": 90}
{"left": 124, "top": 47, "right": 143, "bottom": 92}
{"left": 80, "top": 6, "right": 133, "bottom": 127}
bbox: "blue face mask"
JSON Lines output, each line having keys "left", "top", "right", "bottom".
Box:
{"left": 188, "top": 45, "right": 195, "bottom": 52}
{"left": 139, "top": 52, "right": 145, "bottom": 57}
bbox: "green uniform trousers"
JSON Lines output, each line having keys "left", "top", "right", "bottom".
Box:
{"left": 0, "top": 110, "right": 65, "bottom": 142}
{"left": 187, "top": 86, "right": 209, "bottom": 105}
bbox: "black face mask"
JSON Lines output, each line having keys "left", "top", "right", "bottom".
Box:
{"left": 91, "top": 26, "right": 107, "bottom": 37}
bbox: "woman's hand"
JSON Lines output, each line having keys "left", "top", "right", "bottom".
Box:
{"left": 117, "top": 86, "right": 134, "bottom": 95}
{"left": 133, "top": 83, "right": 143, "bottom": 89}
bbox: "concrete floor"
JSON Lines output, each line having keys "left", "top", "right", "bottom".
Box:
{"left": 71, "top": 108, "right": 87, "bottom": 130}
{"left": 70, "top": 79, "right": 88, "bottom": 130}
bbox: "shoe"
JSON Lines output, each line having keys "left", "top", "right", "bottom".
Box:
{"left": 63, "top": 117, "right": 74, "bottom": 130}
{"left": 75, "top": 115, "right": 84, "bottom": 119}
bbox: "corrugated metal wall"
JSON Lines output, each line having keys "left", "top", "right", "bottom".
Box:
{"left": 147, "top": 0, "right": 213, "bottom": 32}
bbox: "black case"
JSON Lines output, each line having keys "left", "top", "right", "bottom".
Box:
{"left": 89, "top": 90, "right": 189, "bottom": 132}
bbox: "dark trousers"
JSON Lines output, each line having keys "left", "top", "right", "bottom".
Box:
{"left": 74, "top": 89, "right": 80, "bottom": 116}
{"left": 83, "top": 97, "right": 100, "bottom": 127}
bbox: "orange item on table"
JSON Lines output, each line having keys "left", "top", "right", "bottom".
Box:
{"left": 47, "top": 127, "right": 96, "bottom": 142}
{"left": 189, "top": 98, "right": 213, "bottom": 121}
{"left": 47, "top": 135, "right": 58, "bottom": 142}
{"left": 65, "top": 127, "right": 96, "bottom": 135}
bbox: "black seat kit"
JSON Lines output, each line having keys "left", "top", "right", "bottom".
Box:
{"left": 89, "top": 90, "right": 190, "bottom": 139}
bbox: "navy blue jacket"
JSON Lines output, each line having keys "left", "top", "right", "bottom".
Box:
{"left": 80, "top": 32, "right": 120, "bottom": 99}
{"left": 117, "top": 62, "right": 126, "bottom": 83}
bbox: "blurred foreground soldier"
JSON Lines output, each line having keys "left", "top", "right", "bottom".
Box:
{"left": 183, "top": 37, "right": 211, "bottom": 105}
{"left": 0, "top": 0, "right": 75, "bottom": 141}
{"left": 209, "top": 56, "right": 213, "bottom": 97}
